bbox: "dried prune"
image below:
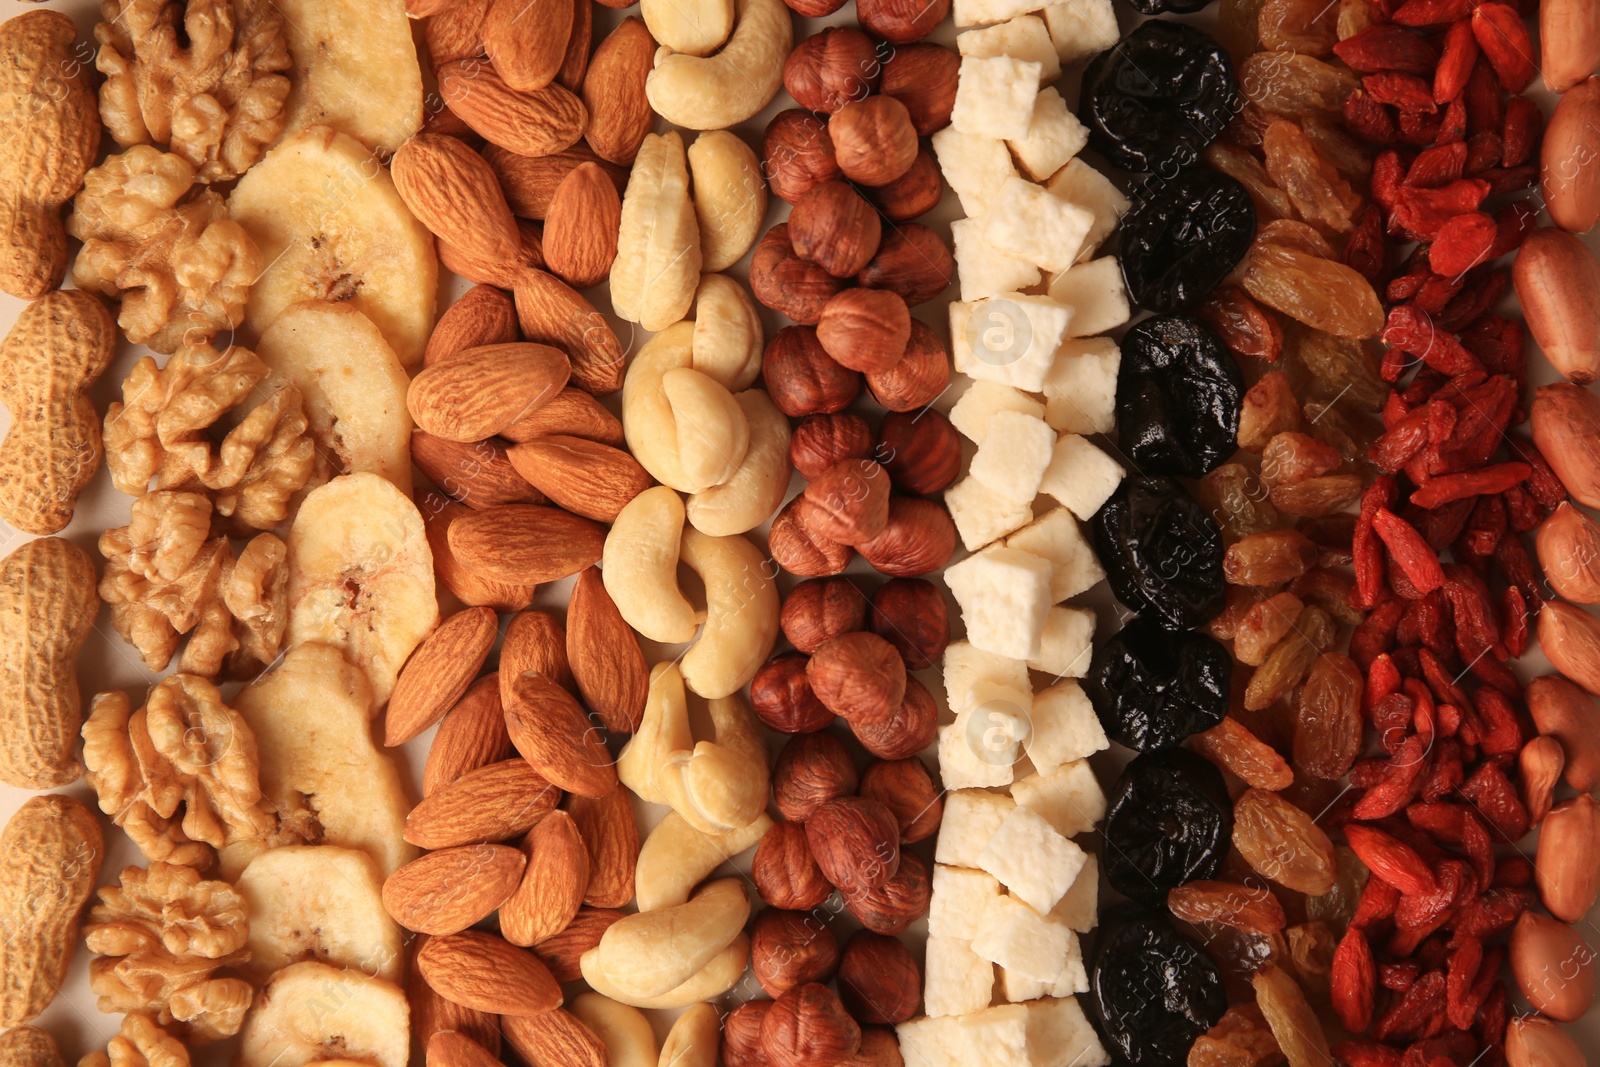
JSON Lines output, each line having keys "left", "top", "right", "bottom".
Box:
{"left": 1105, "top": 748, "right": 1233, "bottom": 903}
{"left": 1128, "top": 0, "right": 1215, "bottom": 11}
{"left": 1122, "top": 170, "right": 1258, "bottom": 313}
{"left": 1090, "top": 908, "right": 1228, "bottom": 1067}
{"left": 1080, "top": 21, "right": 1237, "bottom": 174}
{"left": 1117, "top": 315, "right": 1245, "bottom": 477}
{"left": 1094, "top": 476, "right": 1227, "bottom": 631}
{"left": 1086, "top": 615, "right": 1230, "bottom": 751}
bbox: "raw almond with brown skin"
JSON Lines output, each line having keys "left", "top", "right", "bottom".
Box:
{"left": 411, "top": 951, "right": 502, "bottom": 1054}
{"left": 504, "top": 670, "right": 619, "bottom": 797}
{"left": 582, "top": 18, "right": 656, "bottom": 166}
{"left": 416, "top": 930, "right": 563, "bottom": 1015}
{"left": 393, "top": 134, "right": 523, "bottom": 265}
{"left": 485, "top": 144, "right": 630, "bottom": 220}
{"left": 514, "top": 270, "right": 628, "bottom": 395}
{"left": 503, "top": 1009, "right": 608, "bottom": 1067}
{"left": 501, "top": 609, "right": 577, "bottom": 697}
{"left": 1532, "top": 383, "right": 1600, "bottom": 508}
{"left": 425, "top": 284, "right": 520, "bottom": 367}
{"left": 383, "top": 843, "right": 526, "bottom": 935}
{"left": 386, "top": 606, "right": 500, "bottom": 745}
{"left": 438, "top": 60, "right": 588, "bottom": 158}
{"left": 417, "top": 490, "right": 539, "bottom": 613}
{"left": 559, "top": 0, "right": 592, "bottom": 91}
{"left": 440, "top": 218, "right": 546, "bottom": 290}
{"left": 427, "top": 1031, "right": 501, "bottom": 1067}
{"left": 424, "top": 0, "right": 489, "bottom": 66}
{"left": 404, "top": 758, "right": 561, "bottom": 848}
{"left": 501, "top": 810, "right": 591, "bottom": 945}
{"left": 408, "top": 343, "right": 570, "bottom": 442}
{"left": 544, "top": 163, "right": 623, "bottom": 289}
{"left": 424, "top": 674, "right": 514, "bottom": 796}
{"left": 412, "top": 432, "right": 546, "bottom": 509}
{"left": 447, "top": 503, "right": 606, "bottom": 584}
{"left": 1513, "top": 228, "right": 1600, "bottom": 382}
{"left": 567, "top": 784, "right": 639, "bottom": 908}
{"left": 502, "top": 387, "right": 626, "bottom": 445}
{"left": 506, "top": 435, "right": 654, "bottom": 521}
{"left": 533, "top": 907, "right": 626, "bottom": 980}
{"left": 567, "top": 567, "right": 649, "bottom": 733}
{"left": 484, "top": 0, "right": 574, "bottom": 92}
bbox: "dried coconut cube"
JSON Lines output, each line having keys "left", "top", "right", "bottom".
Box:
{"left": 950, "top": 381, "right": 1046, "bottom": 443}
{"left": 953, "top": 56, "right": 1042, "bottom": 140}
{"left": 916, "top": 1006, "right": 1031, "bottom": 1067}
{"left": 1007, "top": 89, "right": 1089, "bottom": 182}
{"left": 896, "top": 1016, "right": 962, "bottom": 1067}
{"left": 924, "top": 937, "right": 997, "bottom": 1018}
{"left": 958, "top": 16, "right": 1062, "bottom": 82}
{"left": 1011, "top": 759, "right": 1105, "bottom": 838}
{"left": 1046, "top": 257, "right": 1130, "bottom": 338}
{"left": 1046, "top": 159, "right": 1130, "bottom": 263}
{"left": 946, "top": 474, "right": 1034, "bottom": 552}
{"left": 1042, "top": 337, "right": 1120, "bottom": 436}
{"left": 999, "top": 966, "right": 1051, "bottom": 1004}
{"left": 944, "top": 640, "right": 1032, "bottom": 716}
{"left": 1042, "top": 0, "right": 1120, "bottom": 64}
{"left": 1050, "top": 853, "right": 1098, "bottom": 933}
{"left": 1027, "top": 679, "right": 1108, "bottom": 774}
{"left": 936, "top": 789, "right": 1018, "bottom": 868}
{"left": 1046, "top": 932, "right": 1088, "bottom": 997}
{"left": 951, "top": 224, "right": 1042, "bottom": 303}
{"left": 931, "top": 864, "right": 1005, "bottom": 940}
{"left": 940, "top": 719, "right": 1019, "bottom": 790}
{"left": 953, "top": 0, "right": 1047, "bottom": 30}
{"left": 1027, "top": 605, "right": 1095, "bottom": 678}
{"left": 973, "top": 893, "right": 1075, "bottom": 983}
{"left": 970, "top": 410, "right": 1057, "bottom": 505}
{"left": 1039, "top": 434, "right": 1124, "bottom": 521}
{"left": 951, "top": 294, "right": 1071, "bottom": 391}
{"left": 1005, "top": 508, "right": 1105, "bottom": 603}
{"left": 983, "top": 177, "right": 1095, "bottom": 274}
{"left": 1025, "top": 997, "right": 1112, "bottom": 1067}
{"left": 947, "top": 546, "right": 1053, "bottom": 660}
{"left": 933, "top": 129, "right": 1018, "bottom": 218}
{"left": 975, "top": 805, "right": 1087, "bottom": 915}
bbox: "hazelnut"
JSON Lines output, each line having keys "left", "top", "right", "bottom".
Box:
{"left": 866, "top": 320, "right": 949, "bottom": 413}
{"left": 774, "top": 731, "right": 860, "bottom": 821}
{"left": 877, "top": 410, "right": 960, "bottom": 495}
{"left": 880, "top": 43, "right": 960, "bottom": 130}
{"left": 753, "top": 821, "right": 834, "bottom": 910}
{"left": 764, "top": 110, "right": 843, "bottom": 204}
{"left": 849, "top": 676, "right": 939, "bottom": 760}
{"left": 869, "top": 578, "right": 950, "bottom": 671}
{"left": 751, "top": 909, "right": 842, "bottom": 997}
{"left": 790, "top": 182, "right": 882, "bottom": 279}
{"left": 846, "top": 1030, "right": 905, "bottom": 1067}
{"left": 725, "top": 1000, "right": 775, "bottom": 1067}
{"left": 806, "top": 796, "right": 902, "bottom": 894}
{"left": 808, "top": 631, "right": 907, "bottom": 724}
{"left": 856, "top": 497, "right": 957, "bottom": 577}
{"left": 751, "top": 225, "right": 847, "bottom": 324}
{"left": 841, "top": 852, "right": 930, "bottom": 935}
{"left": 783, "top": 28, "right": 882, "bottom": 115}
{"left": 816, "top": 289, "right": 911, "bottom": 374}
{"left": 780, "top": 0, "right": 848, "bottom": 16}
{"left": 752, "top": 652, "right": 836, "bottom": 733}
{"left": 763, "top": 326, "right": 862, "bottom": 418}
{"left": 770, "top": 497, "right": 855, "bottom": 577}
{"left": 859, "top": 757, "right": 944, "bottom": 843}
{"left": 836, "top": 932, "right": 921, "bottom": 1024}
{"left": 782, "top": 576, "right": 869, "bottom": 653}
{"left": 829, "top": 97, "right": 919, "bottom": 187}
{"left": 791, "top": 414, "right": 876, "bottom": 481}
{"left": 803, "top": 459, "right": 893, "bottom": 546}
{"left": 761, "top": 984, "right": 862, "bottom": 1067}
{"left": 859, "top": 223, "right": 955, "bottom": 307}
{"left": 865, "top": 148, "right": 944, "bottom": 222}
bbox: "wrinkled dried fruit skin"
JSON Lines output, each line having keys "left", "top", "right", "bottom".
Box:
{"left": 1118, "top": 315, "right": 1245, "bottom": 478}
{"left": 1105, "top": 748, "right": 1234, "bottom": 903}
{"left": 1091, "top": 909, "right": 1228, "bottom": 1067}
{"left": 1198, "top": 463, "right": 1282, "bottom": 538}
{"left": 1094, "top": 476, "right": 1228, "bottom": 631}
{"left": 1170, "top": 880, "right": 1288, "bottom": 934}
{"left": 1086, "top": 616, "right": 1231, "bottom": 751}
{"left": 1295, "top": 653, "right": 1364, "bottom": 779}
{"left": 1233, "top": 788, "right": 1339, "bottom": 896}
{"left": 1122, "top": 169, "right": 1258, "bottom": 313}
{"left": 1188, "top": 1003, "right": 1285, "bottom": 1067}
{"left": 1192, "top": 716, "right": 1295, "bottom": 791}
{"left": 1253, "top": 963, "right": 1334, "bottom": 1067}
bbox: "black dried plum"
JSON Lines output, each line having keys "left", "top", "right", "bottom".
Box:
{"left": 1126, "top": 0, "right": 1214, "bottom": 10}
{"left": 1085, "top": 615, "right": 1230, "bottom": 751}
{"left": 1080, "top": 21, "right": 1237, "bottom": 174}
{"left": 1122, "top": 169, "right": 1257, "bottom": 313}
{"left": 1089, "top": 908, "right": 1227, "bottom": 1067}
{"left": 1103, "top": 748, "right": 1232, "bottom": 904}
{"left": 1116, "top": 314, "right": 1244, "bottom": 478}
{"left": 1092, "top": 476, "right": 1225, "bottom": 631}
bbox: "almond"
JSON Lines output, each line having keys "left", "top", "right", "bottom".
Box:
{"left": 1538, "top": 600, "right": 1600, "bottom": 698}
{"left": 424, "top": 284, "right": 520, "bottom": 368}
{"left": 404, "top": 757, "right": 561, "bottom": 848}
{"left": 423, "top": 0, "right": 488, "bottom": 66}
{"left": 393, "top": 133, "right": 522, "bottom": 265}
{"left": 1536, "top": 501, "right": 1600, "bottom": 603}
{"left": 416, "top": 930, "right": 563, "bottom": 1016}
{"left": 513, "top": 270, "right": 627, "bottom": 395}
{"left": 386, "top": 606, "right": 499, "bottom": 747}
{"left": 408, "top": 342, "right": 571, "bottom": 442}
{"left": 502, "top": 387, "right": 626, "bottom": 445}
{"left": 501, "top": 809, "right": 591, "bottom": 946}
{"left": 439, "top": 60, "right": 587, "bottom": 158}
{"left": 427, "top": 1032, "right": 501, "bottom": 1067}
{"left": 412, "top": 432, "right": 546, "bottom": 509}
{"left": 1532, "top": 383, "right": 1600, "bottom": 508}
{"left": 503, "top": 670, "right": 619, "bottom": 798}
{"left": 411, "top": 950, "right": 502, "bottom": 1054}
{"left": 439, "top": 217, "right": 546, "bottom": 290}
{"left": 484, "top": 0, "right": 574, "bottom": 92}
{"left": 1513, "top": 228, "right": 1600, "bottom": 382}
{"left": 533, "top": 907, "right": 626, "bottom": 980}
{"left": 501, "top": 609, "right": 577, "bottom": 697}
{"left": 566, "top": 786, "right": 639, "bottom": 908}
{"left": 503, "top": 1008, "right": 607, "bottom": 1067}
{"left": 383, "top": 843, "right": 526, "bottom": 935}
{"left": 558, "top": 0, "right": 592, "bottom": 91}
{"left": 566, "top": 567, "right": 649, "bottom": 734}
{"left": 582, "top": 18, "right": 656, "bottom": 166}
{"left": 544, "top": 163, "right": 623, "bottom": 289}
{"left": 1543, "top": 78, "right": 1600, "bottom": 235}
{"left": 449, "top": 503, "right": 606, "bottom": 584}
{"left": 417, "top": 490, "right": 539, "bottom": 613}
{"left": 1536, "top": 794, "right": 1600, "bottom": 922}
{"left": 424, "top": 674, "right": 514, "bottom": 796}
{"left": 484, "top": 144, "right": 629, "bottom": 221}
{"left": 506, "top": 435, "right": 654, "bottom": 521}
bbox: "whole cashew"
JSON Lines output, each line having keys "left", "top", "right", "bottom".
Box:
{"left": 580, "top": 934, "right": 750, "bottom": 1009}
{"left": 570, "top": 994, "right": 659, "bottom": 1067}
{"left": 637, "top": 810, "right": 773, "bottom": 911}
{"left": 602, "top": 487, "right": 700, "bottom": 644}
{"left": 613, "top": 133, "right": 701, "bottom": 331}
{"left": 688, "top": 135, "right": 768, "bottom": 273}
{"left": 623, "top": 324, "right": 750, "bottom": 494}
{"left": 585, "top": 878, "right": 750, "bottom": 997}
{"left": 679, "top": 528, "right": 778, "bottom": 698}
{"left": 690, "top": 274, "right": 764, "bottom": 391}
{"left": 660, "top": 1003, "right": 721, "bottom": 1067}
{"left": 686, "top": 390, "right": 792, "bottom": 537}
{"left": 641, "top": 0, "right": 733, "bottom": 57}
{"left": 645, "top": 0, "right": 793, "bottom": 131}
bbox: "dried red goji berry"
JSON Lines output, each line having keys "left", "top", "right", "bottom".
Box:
{"left": 1429, "top": 212, "right": 1498, "bottom": 277}
{"left": 1405, "top": 141, "right": 1468, "bottom": 187}
{"left": 1501, "top": 586, "right": 1527, "bottom": 658}
{"left": 1445, "top": 937, "right": 1482, "bottom": 1030}
{"left": 1463, "top": 59, "right": 1505, "bottom": 134}
{"left": 1437, "top": 94, "right": 1469, "bottom": 145}
{"left": 1410, "top": 462, "right": 1531, "bottom": 508}
{"left": 1502, "top": 95, "right": 1542, "bottom": 167}
{"left": 1413, "top": 270, "right": 1468, "bottom": 314}
{"left": 1348, "top": 824, "right": 1439, "bottom": 896}
{"left": 1505, "top": 434, "right": 1566, "bottom": 509}
{"left": 1432, "top": 18, "right": 1478, "bottom": 103}
{"left": 1374, "top": 969, "right": 1446, "bottom": 1042}
{"left": 1474, "top": 982, "right": 1508, "bottom": 1049}
{"left": 1335, "top": 1043, "right": 1405, "bottom": 1067}
{"left": 1492, "top": 857, "right": 1532, "bottom": 888}
{"left": 1471, "top": 2, "right": 1537, "bottom": 91}
{"left": 1355, "top": 735, "right": 1430, "bottom": 818}
{"left": 1399, "top": 106, "right": 1447, "bottom": 146}
{"left": 1472, "top": 688, "right": 1523, "bottom": 758}
{"left": 1346, "top": 204, "right": 1389, "bottom": 283}
{"left": 1493, "top": 533, "right": 1543, "bottom": 610}
{"left": 1460, "top": 807, "right": 1495, "bottom": 888}
{"left": 1452, "top": 887, "right": 1533, "bottom": 941}
{"left": 1367, "top": 72, "right": 1441, "bottom": 113}
{"left": 1347, "top": 89, "right": 1402, "bottom": 145}
{"left": 1373, "top": 149, "right": 1406, "bottom": 211}
{"left": 1373, "top": 508, "right": 1448, "bottom": 594}
{"left": 1382, "top": 306, "right": 1485, "bottom": 376}
{"left": 1380, "top": 960, "right": 1423, "bottom": 991}
{"left": 1480, "top": 163, "right": 1539, "bottom": 194}
{"left": 1418, "top": 743, "right": 1466, "bottom": 801}
{"left": 1407, "top": 799, "right": 1467, "bottom": 839}
{"left": 1333, "top": 926, "right": 1377, "bottom": 1033}
{"left": 1352, "top": 874, "right": 1403, "bottom": 930}
{"left": 1389, "top": 180, "right": 1492, "bottom": 239}
{"left": 1457, "top": 761, "right": 1528, "bottom": 841}
{"left": 1436, "top": 270, "right": 1509, "bottom": 332}
{"left": 1465, "top": 131, "right": 1506, "bottom": 176}
{"left": 1353, "top": 598, "right": 1408, "bottom": 669}
{"left": 1336, "top": 24, "right": 1442, "bottom": 74}
{"left": 1391, "top": 0, "right": 1472, "bottom": 26}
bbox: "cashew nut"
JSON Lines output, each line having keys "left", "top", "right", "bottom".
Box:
{"left": 586, "top": 878, "right": 750, "bottom": 997}
{"left": 580, "top": 933, "right": 750, "bottom": 1009}
{"left": 623, "top": 324, "right": 750, "bottom": 494}
{"left": 637, "top": 810, "right": 773, "bottom": 911}
{"left": 603, "top": 486, "right": 700, "bottom": 644}
{"left": 679, "top": 527, "right": 779, "bottom": 698}
{"left": 569, "top": 994, "right": 659, "bottom": 1067}
{"left": 690, "top": 274, "right": 764, "bottom": 390}
{"left": 686, "top": 389, "right": 792, "bottom": 536}
{"left": 660, "top": 1003, "right": 721, "bottom": 1067}
{"left": 613, "top": 133, "right": 701, "bottom": 331}
{"left": 645, "top": 0, "right": 792, "bottom": 131}
{"left": 641, "top": 0, "right": 733, "bottom": 57}
{"left": 688, "top": 134, "right": 768, "bottom": 273}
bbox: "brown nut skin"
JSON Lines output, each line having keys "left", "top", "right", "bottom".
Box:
{"left": 751, "top": 909, "right": 843, "bottom": 998}
{"left": 870, "top": 578, "right": 950, "bottom": 671}
{"left": 782, "top": 576, "right": 869, "bottom": 653}
{"left": 806, "top": 796, "right": 901, "bottom": 893}
{"left": 836, "top": 931, "right": 921, "bottom": 1024}
{"left": 752, "top": 652, "right": 836, "bottom": 733}
{"left": 765, "top": 110, "right": 844, "bottom": 204}
{"left": 753, "top": 821, "right": 834, "bottom": 910}
{"left": 1536, "top": 794, "right": 1600, "bottom": 922}
{"left": 764, "top": 325, "right": 862, "bottom": 418}
{"left": 829, "top": 97, "right": 919, "bottom": 187}
{"left": 856, "top": 496, "right": 958, "bottom": 577}
{"left": 790, "top": 182, "right": 882, "bottom": 280}
{"left": 866, "top": 321, "right": 949, "bottom": 413}
{"left": 771, "top": 496, "right": 855, "bottom": 576}
{"left": 1528, "top": 674, "right": 1600, "bottom": 791}
{"left": 880, "top": 43, "right": 960, "bottom": 132}
{"left": 1509, "top": 910, "right": 1597, "bottom": 1022}
{"left": 774, "top": 731, "right": 860, "bottom": 821}
{"left": 726, "top": 999, "right": 776, "bottom": 1067}
{"left": 1505, "top": 1015, "right": 1588, "bottom": 1067}
{"left": 1521, "top": 735, "right": 1566, "bottom": 828}
{"left": 1536, "top": 501, "right": 1600, "bottom": 603}
{"left": 858, "top": 0, "right": 951, "bottom": 43}
{"left": 841, "top": 852, "right": 930, "bottom": 935}
{"left": 850, "top": 676, "right": 939, "bottom": 760}
{"left": 761, "top": 983, "right": 862, "bottom": 1067}
{"left": 877, "top": 410, "right": 960, "bottom": 495}
{"left": 752, "top": 225, "right": 848, "bottom": 325}
{"left": 784, "top": 28, "right": 882, "bottom": 115}
{"left": 859, "top": 757, "right": 943, "bottom": 843}
{"left": 781, "top": 0, "right": 848, "bottom": 16}
{"left": 808, "top": 631, "right": 907, "bottom": 724}
{"left": 848, "top": 1029, "right": 906, "bottom": 1067}
{"left": 791, "top": 414, "right": 876, "bottom": 482}
{"left": 816, "top": 289, "right": 911, "bottom": 375}
{"left": 859, "top": 224, "right": 956, "bottom": 307}
{"left": 804, "top": 459, "right": 894, "bottom": 546}
{"left": 865, "top": 148, "right": 944, "bottom": 222}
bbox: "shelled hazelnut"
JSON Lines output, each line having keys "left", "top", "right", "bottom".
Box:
{"left": 869, "top": 578, "right": 949, "bottom": 670}
{"left": 849, "top": 677, "right": 939, "bottom": 760}
{"left": 803, "top": 459, "right": 893, "bottom": 546}
{"left": 751, "top": 225, "right": 846, "bottom": 325}
{"left": 762, "top": 984, "right": 863, "bottom": 1067}
{"left": 808, "top": 632, "right": 906, "bottom": 724}
{"left": 790, "top": 415, "right": 876, "bottom": 481}
{"left": 876, "top": 410, "right": 960, "bottom": 495}
{"left": 753, "top": 821, "right": 834, "bottom": 911}
{"left": 865, "top": 321, "right": 949, "bottom": 412}
{"left": 837, "top": 932, "right": 921, "bottom": 1024}
{"left": 830, "top": 97, "right": 918, "bottom": 186}
{"left": 806, "top": 796, "right": 901, "bottom": 892}
{"left": 841, "top": 853, "right": 930, "bottom": 935}
{"left": 856, "top": 497, "right": 957, "bottom": 577}
{"left": 770, "top": 497, "right": 855, "bottom": 577}
{"left": 764, "top": 110, "right": 843, "bottom": 204}
{"left": 879, "top": 43, "right": 960, "bottom": 133}
{"left": 751, "top": 909, "right": 843, "bottom": 997}
{"left": 859, "top": 757, "right": 943, "bottom": 842}
{"left": 783, "top": 27, "right": 882, "bottom": 115}
{"left": 865, "top": 149, "right": 944, "bottom": 222}
{"left": 764, "top": 326, "right": 862, "bottom": 418}
{"left": 726, "top": 1000, "right": 776, "bottom": 1067}
{"left": 817, "top": 289, "right": 911, "bottom": 374}
{"left": 791, "top": 182, "right": 883, "bottom": 279}
{"left": 773, "top": 732, "right": 860, "bottom": 821}
{"left": 858, "top": 224, "right": 955, "bottom": 307}
{"left": 752, "top": 652, "right": 836, "bottom": 733}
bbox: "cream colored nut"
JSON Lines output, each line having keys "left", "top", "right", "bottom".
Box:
{"left": 569, "top": 993, "right": 659, "bottom": 1067}
{"left": 580, "top": 933, "right": 749, "bottom": 1009}
{"left": 679, "top": 527, "right": 779, "bottom": 698}
{"left": 690, "top": 274, "right": 764, "bottom": 390}
{"left": 623, "top": 323, "right": 750, "bottom": 493}
{"left": 603, "top": 486, "right": 700, "bottom": 644}
{"left": 613, "top": 133, "right": 701, "bottom": 330}
{"left": 588, "top": 878, "right": 750, "bottom": 997}
{"left": 688, "top": 134, "right": 768, "bottom": 273}
{"left": 660, "top": 1002, "right": 721, "bottom": 1067}
{"left": 636, "top": 810, "right": 773, "bottom": 911}
{"left": 642, "top": 0, "right": 733, "bottom": 57}
{"left": 645, "top": 0, "right": 792, "bottom": 131}
{"left": 686, "top": 390, "right": 792, "bottom": 536}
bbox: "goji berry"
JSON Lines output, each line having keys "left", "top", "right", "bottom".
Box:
{"left": 1418, "top": 647, "right": 1471, "bottom": 710}
{"left": 1373, "top": 508, "right": 1448, "bottom": 594}
{"left": 1405, "top": 142, "right": 1469, "bottom": 187}
{"left": 1502, "top": 483, "right": 1545, "bottom": 532}
{"left": 1374, "top": 969, "right": 1446, "bottom": 1042}
{"left": 1474, "top": 982, "right": 1508, "bottom": 1050}
{"left": 1480, "top": 164, "right": 1539, "bottom": 193}
{"left": 1381, "top": 960, "right": 1423, "bottom": 991}
{"left": 1353, "top": 874, "right": 1403, "bottom": 930}
{"left": 1471, "top": 2, "right": 1537, "bottom": 91}
{"left": 1353, "top": 598, "right": 1407, "bottom": 669}
{"left": 1411, "top": 462, "right": 1531, "bottom": 508}
{"left": 1396, "top": 859, "right": 1471, "bottom": 934}
{"left": 1389, "top": 180, "right": 1491, "bottom": 239}
{"left": 1432, "top": 18, "right": 1478, "bottom": 103}
{"left": 1347, "top": 89, "right": 1402, "bottom": 145}
{"left": 1367, "top": 72, "right": 1441, "bottom": 113}
{"left": 1373, "top": 150, "right": 1406, "bottom": 211}
{"left": 1460, "top": 807, "right": 1495, "bottom": 888}
{"left": 1413, "top": 270, "right": 1468, "bottom": 314}
{"left": 1348, "top": 824, "right": 1438, "bottom": 895}
{"left": 1505, "top": 434, "right": 1566, "bottom": 508}
{"left": 1391, "top": 0, "right": 1472, "bottom": 26}
{"left": 1399, "top": 107, "right": 1447, "bottom": 146}
{"left": 1472, "top": 688, "right": 1523, "bottom": 758}
{"left": 1465, "top": 131, "right": 1506, "bottom": 175}
{"left": 1492, "top": 857, "right": 1532, "bottom": 888}
{"left": 1493, "top": 533, "right": 1543, "bottom": 610}
{"left": 1463, "top": 59, "right": 1505, "bottom": 135}
{"left": 1437, "top": 701, "right": 1462, "bottom": 737}
{"left": 1459, "top": 314, "right": 1525, "bottom": 382}
{"left": 1457, "top": 761, "right": 1528, "bottom": 841}
{"left": 1452, "top": 887, "right": 1533, "bottom": 941}
{"left": 1333, "top": 926, "right": 1377, "bottom": 1032}
{"left": 1436, "top": 270, "right": 1509, "bottom": 332}
{"left": 1336, "top": 24, "right": 1442, "bottom": 74}
{"left": 1355, "top": 735, "right": 1430, "bottom": 818}
{"left": 1501, "top": 95, "right": 1542, "bottom": 167}
{"left": 1336, "top": 1042, "right": 1405, "bottom": 1067}
{"left": 1382, "top": 306, "right": 1484, "bottom": 376}
{"left": 1347, "top": 204, "right": 1389, "bottom": 283}
{"left": 1438, "top": 94, "right": 1469, "bottom": 144}
{"left": 1429, "top": 211, "right": 1498, "bottom": 279}
{"left": 1500, "top": 586, "right": 1527, "bottom": 658}
{"left": 1445, "top": 937, "right": 1482, "bottom": 1030}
